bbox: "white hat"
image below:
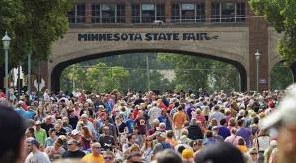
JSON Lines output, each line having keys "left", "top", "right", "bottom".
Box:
{"left": 260, "top": 84, "right": 296, "bottom": 129}
{"left": 71, "top": 129, "right": 80, "bottom": 135}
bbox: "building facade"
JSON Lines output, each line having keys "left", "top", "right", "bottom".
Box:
{"left": 40, "top": 0, "right": 292, "bottom": 92}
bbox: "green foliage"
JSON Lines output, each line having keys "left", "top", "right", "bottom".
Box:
{"left": 249, "top": 0, "right": 296, "bottom": 65}
{"left": 0, "top": 0, "right": 73, "bottom": 67}
{"left": 270, "top": 62, "right": 293, "bottom": 90}
{"left": 60, "top": 63, "right": 129, "bottom": 93}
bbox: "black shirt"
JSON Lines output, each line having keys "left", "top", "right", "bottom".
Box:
{"left": 41, "top": 123, "right": 54, "bottom": 136}
{"left": 56, "top": 128, "right": 67, "bottom": 136}
{"left": 62, "top": 150, "right": 85, "bottom": 159}
{"left": 99, "top": 135, "right": 115, "bottom": 151}
{"left": 68, "top": 115, "right": 79, "bottom": 129}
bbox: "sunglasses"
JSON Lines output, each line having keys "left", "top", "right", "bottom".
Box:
{"left": 67, "top": 144, "right": 74, "bottom": 146}
{"left": 250, "top": 153, "right": 258, "bottom": 155}
{"left": 104, "top": 157, "right": 113, "bottom": 160}
{"left": 146, "top": 139, "right": 152, "bottom": 141}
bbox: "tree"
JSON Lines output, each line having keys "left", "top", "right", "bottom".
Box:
{"left": 249, "top": 0, "right": 296, "bottom": 65}
{"left": 0, "top": 0, "right": 73, "bottom": 67}
{"left": 271, "top": 62, "right": 293, "bottom": 90}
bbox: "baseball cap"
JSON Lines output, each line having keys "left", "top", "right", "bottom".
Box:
{"left": 35, "top": 120, "right": 42, "bottom": 125}
{"left": 71, "top": 129, "right": 80, "bottom": 135}
{"left": 159, "top": 132, "right": 167, "bottom": 138}
{"left": 0, "top": 104, "right": 29, "bottom": 157}
{"left": 26, "top": 137, "right": 40, "bottom": 148}
{"left": 260, "top": 84, "right": 296, "bottom": 129}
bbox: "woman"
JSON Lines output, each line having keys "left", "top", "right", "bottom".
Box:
{"left": 141, "top": 138, "right": 154, "bottom": 162}
{"left": 25, "top": 127, "right": 35, "bottom": 138}
{"left": 80, "top": 126, "right": 93, "bottom": 151}
{"left": 253, "top": 129, "right": 270, "bottom": 163}
{"left": 104, "top": 151, "right": 115, "bottom": 163}
{"left": 34, "top": 107, "right": 46, "bottom": 122}
{"left": 263, "top": 140, "right": 277, "bottom": 163}
{"left": 45, "top": 138, "right": 65, "bottom": 161}
{"left": 115, "top": 115, "right": 128, "bottom": 142}
{"left": 237, "top": 138, "right": 248, "bottom": 153}
{"left": 227, "top": 117, "right": 237, "bottom": 130}
{"left": 195, "top": 109, "right": 206, "bottom": 128}
{"left": 248, "top": 148, "right": 259, "bottom": 163}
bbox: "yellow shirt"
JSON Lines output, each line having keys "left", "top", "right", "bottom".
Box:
{"left": 81, "top": 153, "right": 105, "bottom": 163}
{"left": 173, "top": 111, "right": 187, "bottom": 128}
{"left": 237, "top": 145, "right": 248, "bottom": 153}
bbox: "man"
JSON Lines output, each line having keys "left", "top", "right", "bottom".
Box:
{"left": 25, "top": 137, "right": 50, "bottom": 163}
{"left": 23, "top": 106, "right": 36, "bottom": 120}
{"left": 44, "top": 128, "right": 58, "bottom": 148}
{"left": 127, "top": 152, "right": 143, "bottom": 163}
{"left": 41, "top": 116, "right": 54, "bottom": 136}
{"left": 218, "top": 118, "right": 231, "bottom": 139}
{"left": 260, "top": 84, "right": 296, "bottom": 163}
{"left": 15, "top": 103, "right": 26, "bottom": 118}
{"left": 173, "top": 106, "right": 187, "bottom": 139}
{"left": 62, "top": 139, "right": 85, "bottom": 159}
{"left": 212, "top": 126, "right": 224, "bottom": 142}
{"left": 152, "top": 133, "right": 172, "bottom": 155}
{"left": 148, "top": 102, "right": 162, "bottom": 126}
{"left": 103, "top": 151, "right": 115, "bottom": 163}
{"left": 99, "top": 126, "right": 116, "bottom": 151}
{"left": 76, "top": 114, "right": 95, "bottom": 135}
{"left": 54, "top": 122, "right": 67, "bottom": 136}
{"left": 187, "top": 118, "right": 203, "bottom": 140}
{"left": 236, "top": 119, "right": 252, "bottom": 148}
{"left": 0, "top": 104, "right": 28, "bottom": 163}
{"left": 34, "top": 120, "right": 47, "bottom": 145}
{"left": 209, "top": 105, "right": 225, "bottom": 123}
{"left": 62, "top": 116, "right": 73, "bottom": 135}
{"left": 68, "top": 109, "right": 78, "bottom": 129}
{"left": 122, "top": 134, "right": 136, "bottom": 153}
{"left": 81, "top": 142, "right": 105, "bottom": 163}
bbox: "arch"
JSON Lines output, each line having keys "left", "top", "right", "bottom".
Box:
{"left": 51, "top": 49, "right": 247, "bottom": 93}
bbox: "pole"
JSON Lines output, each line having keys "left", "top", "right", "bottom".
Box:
{"left": 28, "top": 53, "right": 31, "bottom": 93}
{"left": 17, "top": 64, "right": 21, "bottom": 99}
{"left": 4, "top": 49, "right": 8, "bottom": 100}
{"left": 256, "top": 59, "right": 259, "bottom": 92}
{"left": 146, "top": 54, "right": 150, "bottom": 91}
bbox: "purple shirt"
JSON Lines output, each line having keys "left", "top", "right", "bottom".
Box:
{"left": 218, "top": 126, "right": 231, "bottom": 139}
{"left": 236, "top": 127, "right": 252, "bottom": 147}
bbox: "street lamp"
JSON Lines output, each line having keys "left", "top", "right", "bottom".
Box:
{"left": 255, "top": 49, "right": 260, "bottom": 92}
{"left": 2, "top": 31, "right": 11, "bottom": 100}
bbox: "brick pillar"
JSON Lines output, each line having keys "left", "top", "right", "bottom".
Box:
{"left": 125, "top": 1, "right": 131, "bottom": 24}
{"left": 165, "top": 0, "right": 172, "bottom": 23}
{"left": 85, "top": 2, "right": 92, "bottom": 23}
{"left": 249, "top": 16, "right": 269, "bottom": 92}
{"left": 205, "top": 0, "right": 212, "bottom": 23}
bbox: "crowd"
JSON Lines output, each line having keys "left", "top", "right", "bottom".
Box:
{"left": 0, "top": 85, "right": 295, "bottom": 163}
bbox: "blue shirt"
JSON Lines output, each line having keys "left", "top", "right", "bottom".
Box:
{"left": 126, "top": 119, "right": 135, "bottom": 133}
{"left": 158, "top": 116, "right": 172, "bottom": 130}
{"left": 23, "top": 110, "right": 36, "bottom": 119}
{"left": 218, "top": 126, "right": 231, "bottom": 139}
{"left": 15, "top": 108, "right": 26, "bottom": 118}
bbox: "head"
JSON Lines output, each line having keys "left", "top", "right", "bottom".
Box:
{"left": 48, "top": 128, "right": 56, "bottom": 138}
{"left": 127, "top": 134, "right": 136, "bottom": 144}
{"left": 155, "top": 149, "right": 183, "bottom": 163}
{"left": 260, "top": 84, "right": 296, "bottom": 163}
{"left": 0, "top": 104, "right": 28, "bottom": 163}
{"left": 91, "top": 142, "right": 102, "bottom": 156}
{"left": 126, "top": 152, "right": 143, "bottom": 163}
{"left": 67, "top": 139, "right": 79, "bottom": 152}
{"left": 71, "top": 129, "right": 80, "bottom": 140}
{"left": 53, "top": 138, "right": 64, "bottom": 149}
{"left": 157, "top": 133, "right": 167, "bottom": 142}
{"left": 248, "top": 148, "right": 258, "bottom": 161}
{"left": 25, "top": 138, "right": 40, "bottom": 153}
{"left": 35, "top": 121, "right": 42, "bottom": 130}
{"left": 25, "top": 127, "right": 35, "bottom": 138}
{"left": 81, "top": 114, "right": 89, "bottom": 124}
{"left": 103, "top": 151, "right": 115, "bottom": 163}
{"left": 103, "top": 126, "right": 110, "bottom": 135}
{"left": 129, "top": 144, "right": 141, "bottom": 154}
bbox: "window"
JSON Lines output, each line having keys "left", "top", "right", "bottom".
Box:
{"left": 221, "top": 3, "right": 235, "bottom": 22}
{"left": 171, "top": 4, "right": 180, "bottom": 22}
{"left": 236, "top": 3, "right": 245, "bottom": 22}
{"left": 142, "top": 4, "right": 155, "bottom": 23}
{"left": 117, "top": 4, "right": 126, "bottom": 23}
{"left": 132, "top": 4, "right": 141, "bottom": 23}
{"left": 67, "top": 9, "right": 75, "bottom": 23}
{"left": 76, "top": 4, "right": 86, "bottom": 23}
{"left": 102, "top": 4, "right": 115, "bottom": 23}
{"left": 156, "top": 4, "right": 165, "bottom": 22}
{"left": 91, "top": 4, "right": 100, "bottom": 23}
{"left": 196, "top": 3, "right": 205, "bottom": 22}
{"left": 211, "top": 2, "right": 220, "bottom": 22}
{"left": 181, "top": 4, "right": 195, "bottom": 22}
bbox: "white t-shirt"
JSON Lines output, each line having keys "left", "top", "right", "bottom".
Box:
{"left": 25, "top": 151, "right": 50, "bottom": 163}
{"left": 257, "top": 136, "right": 270, "bottom": 152}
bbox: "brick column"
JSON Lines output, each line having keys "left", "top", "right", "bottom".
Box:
{"left": 205, "top": 0, "right": 212, "bottom": 23}
{"left": 125, "top": 1, "right": 131, "bottom": 24}
{"left": 248, "top": 16, "right": 269, "bottom": 92}
{"left": 165, "top": 0, "right": 172, "bottom": 23}
{"left": 85, "top": 2, "right": 92, "bottom": 23}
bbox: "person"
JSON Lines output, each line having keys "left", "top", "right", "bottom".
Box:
{"left": 152, "top": 132, "right": 172, "bottom": 155}
{"left": 45, "top": 138, "right": 65, "bottom": 161}
{"left": 187, "top": 118, "right": 203, "bottom": 140}
{"left": 81, "top": 142, "right": 105, "bottom": 163}
{"left": 155, "top": 149, "right": 183, "bottom": 163}
{"left": 173, "top": 106, "right": 187, "bottom": 139}
{"left": 62, "top": 139, "right": 85, "bottom": 159}
{"left": 237, "top": 138, "right": 248, "bottom": 153}
{"left": 76, "top": 114, "right": 95, "bottom": 135}
{"left": 248, "top": 147, "right": 259, "bottom": 163}
{"left": 218, "top": 118, "right": 231, "bottom": 139}
{"left": 212, "top": 126, "right": 224, "bottom": 142}
{"left": 122, "top": 134, "right": 136, "bottom": 153}
{"left": 80, "top": 126, "right": 93, "bottom": 151}
{"left": 209, "top": 105, "right": 225, "bottom": 123}
{"left": 263, "top": 140, "right": 277, "bottom": 163}
{"left": 195, "top": 142, "right": 244, "bottom": 163}
{"left": 44, "top": 128, "right": 57, "bottom": 148}
{"left": 99, "top": 126, "right": 116, "bottom": 151}
{"left": 0, "top": 104, "right": 28, "bottom": 163}
{"left": 34, "top": 120, "right": 47, "bottom": 145}
{"left": 236, "top": 119, "right": 252, "bottom": 148}
{"left": 253, "top": 129, "right": 270, "bottom": 163}
{"left": 41, "top": 116, "right": 54, "bottom": 136}
{"left": 126, "top": 152, "right": 143, "bottom": 163}
{"left": 141, "top": 137, "right": 154, "bottom": 162}
{"left": 103, "top": 151, "right": 115, "bottom": 163}
{"left": 225, "top": 128, "right": 243, "bottom": 146}
{"left": 182, "top": 149, "right": 195, "bottom": 163}
{"left": 25, "top": 137, "right": 51, "bottom": 163}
